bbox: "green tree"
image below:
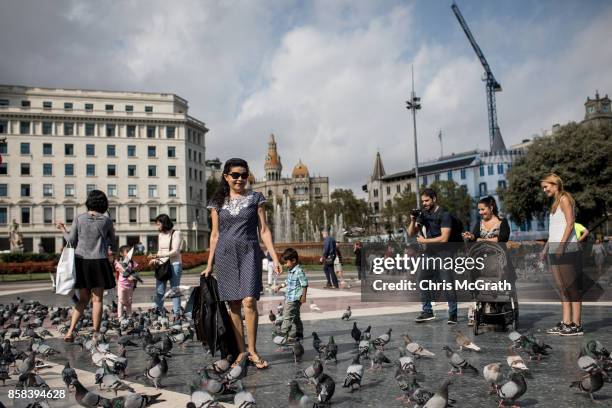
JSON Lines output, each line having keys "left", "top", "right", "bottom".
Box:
{"left": 206, "top": 177, "right": 220, "bottom": 202}
{"left": 427, "top": 180, "right": 472, "bottom": 226}
{"left": 499, "top": 122, "right": 612, "bottom": 225}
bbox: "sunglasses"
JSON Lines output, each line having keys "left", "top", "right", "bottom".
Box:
{"left": 227, "top": 172, "right": 249, "bottom": 180}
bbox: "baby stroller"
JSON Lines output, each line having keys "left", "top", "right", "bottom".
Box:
{"left": 467, "top": 241, "right": 518, "bottom": 335}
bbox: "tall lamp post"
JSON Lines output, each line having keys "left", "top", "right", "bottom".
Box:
{"left": 406, "top": 65, "right": 421, "bottom": 210}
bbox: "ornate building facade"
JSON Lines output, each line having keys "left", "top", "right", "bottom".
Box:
{"left": 251, "top": 134, "right": 329, "bottom": 206}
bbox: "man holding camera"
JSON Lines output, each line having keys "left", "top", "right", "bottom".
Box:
{"left": 407, "top": 188, "right": 458, "bottom": 324}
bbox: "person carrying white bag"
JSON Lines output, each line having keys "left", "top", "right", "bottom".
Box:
{"left": 55, "top": 242, "right": 76, "bottom": 295}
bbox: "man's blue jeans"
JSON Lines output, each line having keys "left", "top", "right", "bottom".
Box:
{"left": 417, "top": 257, "right": 457, "bottom": 316}
{"left": 155, "top": 262, "right": 182, "bottom": 314}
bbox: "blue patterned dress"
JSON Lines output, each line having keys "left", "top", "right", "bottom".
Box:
{"left": 207, "top": 191, "right": 267, "bottom": 301}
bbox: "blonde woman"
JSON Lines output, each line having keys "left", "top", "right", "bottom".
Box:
{"left": 540, "top": 174, "right": 582, "bottom": 336}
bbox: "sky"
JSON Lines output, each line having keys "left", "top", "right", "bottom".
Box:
{"left": 1, "top": 0, "right": 611, "bottom": 196}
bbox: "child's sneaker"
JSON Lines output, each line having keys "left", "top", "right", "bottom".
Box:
{"left": 546, "top": 321, "right": 566, "bottom": 335}
{"left": 559, "top": 323, "right": 584, "bottom": 336}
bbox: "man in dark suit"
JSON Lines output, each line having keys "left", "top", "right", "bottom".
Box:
{"left": 320, "top": 229, "right": 339, "bottom": 289}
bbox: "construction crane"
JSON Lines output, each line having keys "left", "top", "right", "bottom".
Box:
{"left": 451, "top": 2, "right": 506, "bottom": 153}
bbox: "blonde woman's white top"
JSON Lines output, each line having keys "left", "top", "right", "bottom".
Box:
{"left": 548, "top": 209, "right": 577, "bottom": 253}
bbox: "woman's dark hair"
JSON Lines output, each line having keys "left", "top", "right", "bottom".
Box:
{"left": 86, "top": 190, "right": 109, "bottom": 213}
{"left": 421, "top": 188, "right": 437, "bottom": 200}
{"left": 211, "top": 158, "right": 249, "bottom": 208}
{"left": 155, "top": 214, "right": 174, "bottom": 232}
{"left": 281, "top": 248, "right": 299, "bottom": 263}
{"left": 478, "top": 195, "right": 499, "bottom": 217}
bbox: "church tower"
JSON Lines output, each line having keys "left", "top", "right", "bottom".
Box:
{"left": 582, "top": 91, "right": 612, "bottom": 127}
{"left": 264, "top": 134, "right": 282, "bottom": 181}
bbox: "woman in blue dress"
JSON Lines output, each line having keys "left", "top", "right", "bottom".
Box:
{"left": 203, "top": 158, "right": 281, "bottom": 369}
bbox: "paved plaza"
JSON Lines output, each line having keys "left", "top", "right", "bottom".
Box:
{"left": 1, "top": 272, "right": 611, "bottom": 407}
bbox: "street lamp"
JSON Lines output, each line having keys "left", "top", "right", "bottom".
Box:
{"left": 406, "top": 65, "right": 421, "bottom": 210}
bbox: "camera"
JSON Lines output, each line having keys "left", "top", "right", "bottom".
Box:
{"left": 410, "top": 209, "right": 422, "bottom": 218}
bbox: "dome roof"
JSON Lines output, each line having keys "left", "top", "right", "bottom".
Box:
{"left": 292, "top": 159, "right": 309, "bottom": 178}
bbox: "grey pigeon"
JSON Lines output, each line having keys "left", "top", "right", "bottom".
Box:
{"left": 358, "top": 340, "right": 371, "bottom": 359}
{"left": 360, "top": 326, "right": 372, "bottom": 341}
{"left": 72, "top": 378, "right": 110, "bottom": 407}
{"left": 315, "top": 372, "right": 336, "bottom": 404}
{"left": 371, "top": 349, "right": 392, "bottom": 370}
{"left": 423, "top": 379, "right": 451, "bottom": 408}
{"left": 341, "top": 306, "right": 351, "bottom": 321}
{"left": 296, "top": 358, "right": 323, "bottom": 385}
{"left": 104, "top": 391, "right": 163, "bottom": 408}
{"left": 497, "top": 372, "right": 527, "bottom": 407}
{"left": 225, "top": 352, "right": 250, "bottom": 382}
{"left": 343, "top": 355, "right": 364, "bottom": 392}
{"left": 372, "top": 328, "right": 392, "bottom": 350}
{"left": 206, "top": 355, "right": 233, "bottom": 375}
{"left": 144, "top": 354, "right": 168, "bottom": 389}
{"left": 293, "top": 340, "right": 305, "bottom": 363}
{"left": 350, "top": 322, "right": 361, "bottom": 343}
{"left": 323, "top": 337, "right": 338, "bottom": 363}
{"left": 234, "top": 390, "right": 257, "bottom": 407}
{"left": 62, "top": 361, "right": 78, "bottom": 390}
{"left": 443, "top": 346, "right": 477, "bottom": 375}
{"left": 288, "top": 380, "right": 313, "bottom": 408}
{"left": 570, "top": 369, "right": 605, "bottom": 402}
{"left": 190, "top": 390, "right": 221, "bottom": 407}
{"left": 483, "top": 362, "right": 502, "bottom": 394}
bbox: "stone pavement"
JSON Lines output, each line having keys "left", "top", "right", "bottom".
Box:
{"left": 1, "top": 276, "right": 612, "bottom": 407}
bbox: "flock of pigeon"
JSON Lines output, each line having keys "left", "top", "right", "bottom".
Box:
{"left": 0, "top": 295, "right": 611, "bottom": 407}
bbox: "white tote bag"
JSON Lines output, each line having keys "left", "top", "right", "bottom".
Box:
{"left": 55, "top": 244, "right": 76, "bottom": 295}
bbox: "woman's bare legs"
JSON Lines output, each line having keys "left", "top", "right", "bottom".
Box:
{"left": 228, "top": 300, "right": 246, "bottom": 356}
{"left": 91, "top": 287, "right": 104, "bottom": 332}
{"left": 67, "top": 288, "right": 91, "bottom": 336}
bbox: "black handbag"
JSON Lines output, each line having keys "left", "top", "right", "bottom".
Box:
{"left": 154, "top": 230, "right": 174, "bottom": 282}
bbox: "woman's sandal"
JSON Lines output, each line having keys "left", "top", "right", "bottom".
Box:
{"left": 248, "top": 355, "right": 269, "bottom": 369}
{"left": 64, "top": 333, "right": 75, "bottom": 343}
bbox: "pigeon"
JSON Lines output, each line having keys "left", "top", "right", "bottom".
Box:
{"left": 144, "top": 354, "right": 168, "bottom": 389}
{"left": 206, "top": 355, "right": 233, "bottom": 375}
{"left": 315, "top": 372, "right": 336, "bottom": 404}
{"left": 404, "top": 335, "right": 435, "bottom": 358}
{"left": 323, "top": 337, "right": 338, "bottom": 363}
{"left": 101, "top": 363, "right": 135, "bottom": 395}
{"left": 192, "top": 369, "right": 225, "bottom": 396}
{"left": 62, "top": 361, "right": 78, "bottom": 390}
{"left": 358, "top": 340, "right": 371, "bottom": 359}
{"left": 509, "top": 331, "right": 551, "bottom": 360}
{"left": 371, "top": 349, "right": 392, "bottom": 370}
{"left": 341, "top": 306, "right": 351, "bottom": 321}
{"left": 454, "top": 330, "right": 481, "bottom": 352}
{"left": 72, "top": 378, "right": 110, "bottom": 407}
{"left": 506, "top": 346, "right": 528, "bottom": 372}
{"left": 296, "top": 359, "right": 323, "bottom": 385}
{"left": 443, "top": 346, "right": 478, "bottom": 375}
{"left": 483, "top": 363, "right": 502, "bottom": 394}
{"left": 343, "top": 355, "right": 364, "bottom": 392}
{"left": 312, "top": 332, "right": 323, "bottom": 355}
{"left": 423, "top": 379, "right": 451, "bottom": 408}
{"left": 570, "top": 369, "right": 605, "bottom": 402}
{"left": 225, "top": 352, "right": 250, "bottom": 382}
{"left": 406, "top": 378, "right": 435, "bottom": 406}
{"left": 360, "top": 325, "right": 372, "bottom": 341}
{"left": 16, "top": 352, "right": 36, "bottom": 375}
{"left": 309, "top": 301, "right": 321, "bottom": 313}
{"left": 0, "top": 360, "right": 10, "bottom": 386}
{"left": 234, "top": 390, "right": 257, "bottom": 408}
{"left": 350, "top": 322, "right": 361, "bottom": 344}
{"left": 398, "top": 349, "right": 416, "bottom": 373}
{"left": 190, "top": 390, "right": 222, "bottom": 408}
{"left": 288, "top": 380, "right": 313, "bottom": 408}
{"left": 497, "top": 372, "right": 527, "bottom": 407}
{"left": 104, "top": 392, "right": 163, "bottom": 408}
{"left": 268, "top": 311, "right": 277, "bottom": 323}
{"left": 293, "top": 340, "right": 304, "bottom": 363}
{"left": 372, "top": 328, "right": 392, "bottom": 350}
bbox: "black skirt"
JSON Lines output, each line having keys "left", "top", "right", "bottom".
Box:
{"left": 74, "top": 256, "right": 116, "bottom": 290}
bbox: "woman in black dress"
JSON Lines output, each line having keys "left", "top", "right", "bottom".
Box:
{"left": 203, "top": 158, "right": 281, "bottom": 369}
{"left": 57, "top": 190, "right": 116, "bottom": 341}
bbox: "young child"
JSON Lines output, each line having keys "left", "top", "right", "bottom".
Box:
{"left": 113, "top": 245, "right": 140, "bottom": 319}
{"left": 274, "top": 248, "right": 308, "bottom": 341}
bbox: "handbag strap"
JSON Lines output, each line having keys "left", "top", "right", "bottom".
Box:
{"left": 89, "top": 213, "right": 110, "bottom": 253}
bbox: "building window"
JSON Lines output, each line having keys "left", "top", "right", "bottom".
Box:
{"left": 0, "top": 184, "right": 7, "bottom": 196}
{"left": 127, "top": 145, "right": 136, "bottom": 157}
{"left": 148, "top": 185, "right": 157, "bottom": 198}
{"left": 145, "top": 106, "right": 153, "bottom": 113}
{"left": 65, "top": 184, "right": 75, "bottom": 197}
{"left": 86, "top": 184, "right": 96, "bottom": 195}
{"left": 21, "top": 163, "right": 30, "bottom": 176}
{"left": 0, "top": 120, "right": 7, "bottom": 134}
{"left": 0, "top": 99, "right": 8, "bottom": 106}
{"left": 0, "top": 207, "right": 6, "bottom": 224}
{"left": 169, "top": 185, "right": 177, "bottom": 197}
{"left": 107, "top": 144, "right": 116, "bottom": 157}
{"left": 148, "top": 146, "right": 156, "bottom": 157}
{"left": 146, "top": 126, "right": 155, "bottom": 138}
{"left": 108, "top": 207, "right": 117, "bottom": 222}
{"left": 125, "top": 105, "right": 133, "bottom": 112}
{"left": 42, "top": 121, "right": 53, "bottom": 135}
{"left": 43, "top": 101, "right": 52, "bottom": 109}
{"left": 0, "top": 163, "right": 7, "bottom": 175}
{"left": 169, "top": 206, "right": 177, "bottom": 222}
{"left": 43, "top": 207, "right": 53, "bottom": 224}
{"left": 107, "top": 164, "right": 116, "bottom": 177}
{"left": 199, "top": 152, "right": 202, "bottom": 163}
{"left": 188, "top": 149, "right": 192, "bottom": 160}
{"left": 487, "top": 164, "right": 494, "bottom": 175}
{"left": 0, "top": 143, "right": 5, "bottom": 155}
{"left": 396, "top": 185, "right": 401, "bottom": 193}
{"left": 106, "top": 124, "right": 115, "bottom": 137}
{"left": 460, "top": 169, "right": 466, "bottom": 180}
{"left": 148, "top": 165, "right": 157, "bottom": 177}
{"left": 435, "top": 174, "right": 440, "bottom": 181}
{"left": 149, "top": 207, "right": 158, "bottom": 222}
{"left": 126, "top": 125, "right": 136, "bottom": 137}
{"left": 479, "top": 182, "right": 487, "bottom": 196}
{"left": 21, "top": 207, "right": 30, "bottom": 224}
{"left": 507, "top": 163, "right": 513, "bottom": 171}
{"left": 189, "top": 168, "right": 192, "bottom": 179}
{"left": 85, "top": 144, "right": 95, "bottom": 156}
{"left": 85, "top": 123, "right": 95, "bottom": 136}
{"left": 374, "top": 202, "right": 379, "bottom": 212}
{"left": 86, "top": 164, "right": 95, "bottom": 177}
{"left": 21, "top": 100, "right": 31, "bottom": 108}
{"left": 20, "top": 121, "right": 30, "bottom": 134}
{"left": 65, "top": 207, "right": 75, "bottom": 224}
{"left": 107, "top": 184, "right": 117, "bottom": 197}
{"left": 43, "top": 184, "right": 53, "bottom": 197}
{"left": 43, "top": 163, "right": 53, "bottom": 176}
{"left": 497, "top": 164, "right": 504, "bottom": 174}
{"left": 85, "top": 103, "right": 94, "bottom": 111}
{"left": 447, "top": 170, "right": 453, "bottom": 180}
{"left": 129, "top": 207, "right": 137, "bottom": 223}
{"left": 199, "top": 170, "right": 203, "bottom": 182}
{"left": 498, "top": 180, "right": 507, "bottom": 189}
{"left": 479, "top": 165, "right": 485, "bottom": 177}
{"left": 20, "top": 184, "right": 30, "bottom": 197}
{"left": 65, "top": 163, "right": 74, "bottom": 176}
{"left": 128, "top": 165, "right": 137, "bottom": 177}
{"left": 422, "top": 176, "right": 428, "bottom": 185}
{"left": 385, "top": 186, "right": 390, "bottom": 195}
{"left": 64, "top": 122, "right": 74, "bottom": 136}
{"left": 41, "top": 143, "right": 52, "bottom": 155}
{"left": 128, "top": 184, "right": 137, "bottom": 197}
{"left": 168, "top": 146, "right": 176, "bottom": 158}
{"left": 168, "top": 166, "right": 176, "bottom": 177}
{"left": 166, "top": 126, "right": 175, "bottom": 138}
{"left": 65, "top": 144, "right": 74, "bottom": 156}
{"left": 64, "top": 102, "right": 73, "bottom": 110}
{"left": 373, "top": 189, "right": 378, "bottom": 198}
{"left": 20, "top": 142, "right": 30, "bottom": 155}
{"left": 105, "top": 104, "right": 113, "bottom": 111}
